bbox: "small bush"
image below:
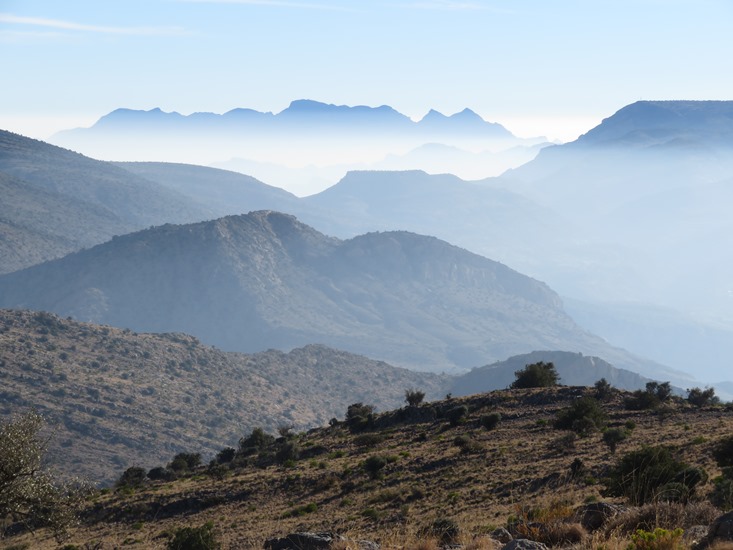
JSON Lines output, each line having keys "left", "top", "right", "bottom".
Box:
{"left": 238, "top": 428, "right": 274, "bottom": 456}
{"left": 405, "top": 389, "right": 426, "bottom": 407}
{"left": 147, "top": 466, "right": 175, "bottom": 482}
{"left": 625, "top": 382, "right": 673, "bottom": 411}
{"left": 345, "top": 403, "right": 376, "bottom": 432}
{"left": 364, "top": 455, "right": 388, "bottom": 479}
{"left": 602, "top": 427, "right": 628, "bottom": 454}
{"left": 687, "top": 387, "right": 719, "bottom": 407}
{"left": 604, "top": 446, "right": 695, "bottom": 505}
{"left": 215, "top": 447, "right": 235, "bottom": 464}
{"left": 421, "top": 518, "right": 459, "bottom": 545}
{"left": 713, "top": 435, "right": 733, "bottom": 469}
{"left": 510, "top": 361, "right": 559, "bottom": 389}
{"left": 594, "top": 378, "right": 614, "bottom": 400}
{"left": 167, "top": 521, "right": 219, "bottom": 550}
{"left": 446, "top": 405, "right": 468, "bottom": 427}
{"left": 480, "top": 412, "right": 501, "bottom": 430}
{"left": 353, "top": 433, "right": 385, "bottom": 448}
{"left": 711, "top": 476, "right": 733, "bottom": 510}
{"left": 116, "top": 466, "right": 146, "bottom": 489}
{"left": 554, "top": 396, "right": 607, "bottom": 434}
{"left": 627, "top": 527, "right": 683, "bottom": 550}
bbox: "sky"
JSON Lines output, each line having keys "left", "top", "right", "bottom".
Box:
{"left": 1, "top": 0, "right": 732, "bottom": 142}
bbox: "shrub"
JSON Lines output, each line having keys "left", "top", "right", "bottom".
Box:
{"left": 238, "top": 428, "right": 274, "bottom": 456}
{"left": 446, "top": 405, "right": 468, "bottom": 427}
{"left": 364, "top": 455, "right": 388, "bottom": 479}
{"left": 554, "top": 396, "right": 607, "bottom": 434}
{"left": 353, "top": 433, "right": 385, "bottom": 447}
{"left": 168, "top": 452, "right": 202, "bottom": 473}
{"left": 0, "top": 412, "right": 90, "bottom": 540}
{"left": 602, "top": 427, "right": 628, "bottom": 454}
{"left": 480, "top": 412, "right": 501, "bottom": 430}
{"left": 594, "top": 378, "right": 614, "bottom": 400}
{"left": 687, "top": 387, "right": 719, "bottom": 407}
{"left": 215, "top": 447, "right": 235, "bottom": 464}
{"left": 275, "top": 440, "right": 300, "bottom": 464}
{"left": 421, "top": 518, "right": 460, "bottom": 545}
{"left": 167, "top": 521, "right": 219, "bottom": 549}
{"left": 713, "top": 435, "right": 733, "bottom": 469}
{"left": 148, "top": 466, "right": 175, "bottom": 481}
{"left": 604, "top": 446, "right": 696, "bottom": 505}
{"left": 345, "top": 403, "right": 376, "bottom": 432}
{"left": 711, "top": 476, "right": 733, "bottom": 510}
{"left": 405, "top": 389, "right": 426, "bottom": 407}
{"left": 116, "top": 466, "right": 147, "bottom": 488}
{"left": 627, "top": 527, "right": 683, "bottom": 550}
{"left": 626, "top": 382, "right": 673, "bottom": 410}
{"left": 510, "top": 361, "right": 559, "bottom": 389}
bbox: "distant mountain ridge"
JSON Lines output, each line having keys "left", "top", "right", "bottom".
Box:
{"left": 0, "top": 211, "right": 688, "bottom": 384}
{"left": 61, "top": 100, "right": 513, "bottom": 137}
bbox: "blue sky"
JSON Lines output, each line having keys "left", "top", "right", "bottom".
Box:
{"left": 1, "top": 0, "right": 732, "bottom": 141}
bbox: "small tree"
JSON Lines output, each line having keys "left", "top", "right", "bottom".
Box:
{"left": 405, "top": 389, "right": 426, "bottom": 407}
{"left": 594, "top": 378, "right": 614, "bottom": 400}
{"left": 238, "top": 428, "right": 275, "bottom": 456}
{"left": 687, "top": 387, "right": 719, "bottom": 407}
{"left": 0, "top": 412, "right": 89, "bottom": 540}
{"left": 345, "top": 403, "right": 376, "bottom": 432}
{"left": 364, "top": 455, "right": 388, "bottom": 479}
{"left": 511, "top": 361, "right": 560, "bottom": 389}
{"left": 116, "top": 466, "right": 147, "bottom": 489}
{"left": 554, "top": 396, "right": 608, "bottom": 434}
{"left": 602, "top": 427, "right": 628, "bottom": 454}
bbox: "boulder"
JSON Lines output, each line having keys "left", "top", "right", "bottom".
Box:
{"left": 709, "top": 511, "right": 733, "bottom": 542}
{"left": 574, "top": 502, "right": 625, "bottom": 531}
{"left": 491, "top": 527, "right": 513, "bottom": 543}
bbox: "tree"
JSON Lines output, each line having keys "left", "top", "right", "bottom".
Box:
{"left": 602, "top": 428, "right": 628, "bottom": 454}
{"left": 0, "top": 412, "right": 89, "bottom": 540}
{"left": 687, "top": 387, "right": 719, "bottom": 407}
{"left": 511, "top": 361, "right": 560, "bottom": 389}
{"left": 594, "top": 378, "right": 614, "bottom": 400}
{"left": 404, "top": 389, "right": 425, "bottom": 407}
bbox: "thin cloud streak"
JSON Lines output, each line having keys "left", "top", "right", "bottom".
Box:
{"left": 0, "top": 13, "right": 187, "bottom": 36}
{"left": 400, "top": 0, "right": 517, "bottom": 13}
{"left": 177, "top": 0, "right": 358, "bottom": 11}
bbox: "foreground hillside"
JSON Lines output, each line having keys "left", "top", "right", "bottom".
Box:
{"left": 6, "top": 385, "right": 733, "bottom": 549}
{"left": 0, "top": 309, "right": 447, "bottom": 484}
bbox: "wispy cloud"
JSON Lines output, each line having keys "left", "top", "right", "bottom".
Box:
{"left": 177, "top": 0, "right": 356, "bottom": 11}
{"left": 0, "top": 13, "right": 187, "bottom": 36}
{"left": 400, "top": 0, "right": 516, "bottom": 12}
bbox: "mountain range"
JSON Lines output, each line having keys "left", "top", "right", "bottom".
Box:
{"left": 49, "top": 100, "right": 546, "bottom": 194}
{"left": 0, "top": 210, "right": 688, "bottom": 387}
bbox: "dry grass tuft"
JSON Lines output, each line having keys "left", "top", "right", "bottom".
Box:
{"left": 606, "top": 501, "right": 722, "bottom": 536}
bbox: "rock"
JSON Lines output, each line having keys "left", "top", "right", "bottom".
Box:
{"left": 491, "top": 527, "right": 513, "bottom": 543}
{"left": 709, "top": 511, "right": 733, "bottom": 542}
{"left": 574, "top": 502, "right": 625, "bottom": 531}
{"left": 501, "top": 540, "right": 549, "bottom": 550}
{"left": 264, "top": 532, "right": 343, "bottom": 549}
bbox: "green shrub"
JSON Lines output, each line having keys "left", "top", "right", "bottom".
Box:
{"left": 554, "top": 396, "right": 607, "bottom": 434}
{"left": 405, "top": 389, "right": 426, "bottom": 407}
{"left": 167, "top": 521, "right": 219, "bottom": 550}
{"left": 345, "top": 403, "right": 376, "bottom": 432}
{"left": 686, "top": 387, "right": 719, "bottom": 407}
{"left": 238, "top": 428, "right": 274, "bottom": 456}
{"left": 711, "top": 476, "right": 733, "bottom": 510}
{"left": 594, "top": 378, "right": 614, "bottom": 400}
{"left": 168, "top": 452, "right": 201, "bottom": 473}
{"left": 713, "top": 435, "right": 733, "bottom": 469}
{"left": 446, "top": 405, "right": 468, "bottom": 427}
{"left": 480, "top": 412, "right": 501, "bottom": 430}
{"left": 510, "top": 361, "right": 559, "bottom": 389}
{"left": 627, "top": 527, "right": 683, "bottom": 550}
{"left": 604, "top": 446, "right": 695, "bottom": 505}
{"left": 625, "top": 382, "right": 673, "bottom": 411}
{"left": 364, "top": 455, "right": 388, "bottom": 479}
{"left": 147, "top": 466, "right": 175, "bottom": 481}
{"left": 603, "top": 427, "right": 628, "bottom": 454}
{"left": 215, "top": 447, "right": 235, "bottom": 464}
{"left": 116, "top": 466, "right": 146, "bottom": 489}
{"left": 353, "top": 433, "right": 385, "bottom": 447}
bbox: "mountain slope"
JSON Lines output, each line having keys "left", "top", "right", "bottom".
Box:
{"left": 0, "top": 130, "right": 213, "bottom": 274}
{"left": 0, "top": 211, "right": 687, "bottom": 383}
{"left": 0, "top": 309, "right": 447, "bottom": 484}
{"left": 114, "top": 162, "right": 301, "bottom": 217}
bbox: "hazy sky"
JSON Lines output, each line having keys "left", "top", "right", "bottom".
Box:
{"left": 1, "top": 0, "right": 732, "bottom": 141}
